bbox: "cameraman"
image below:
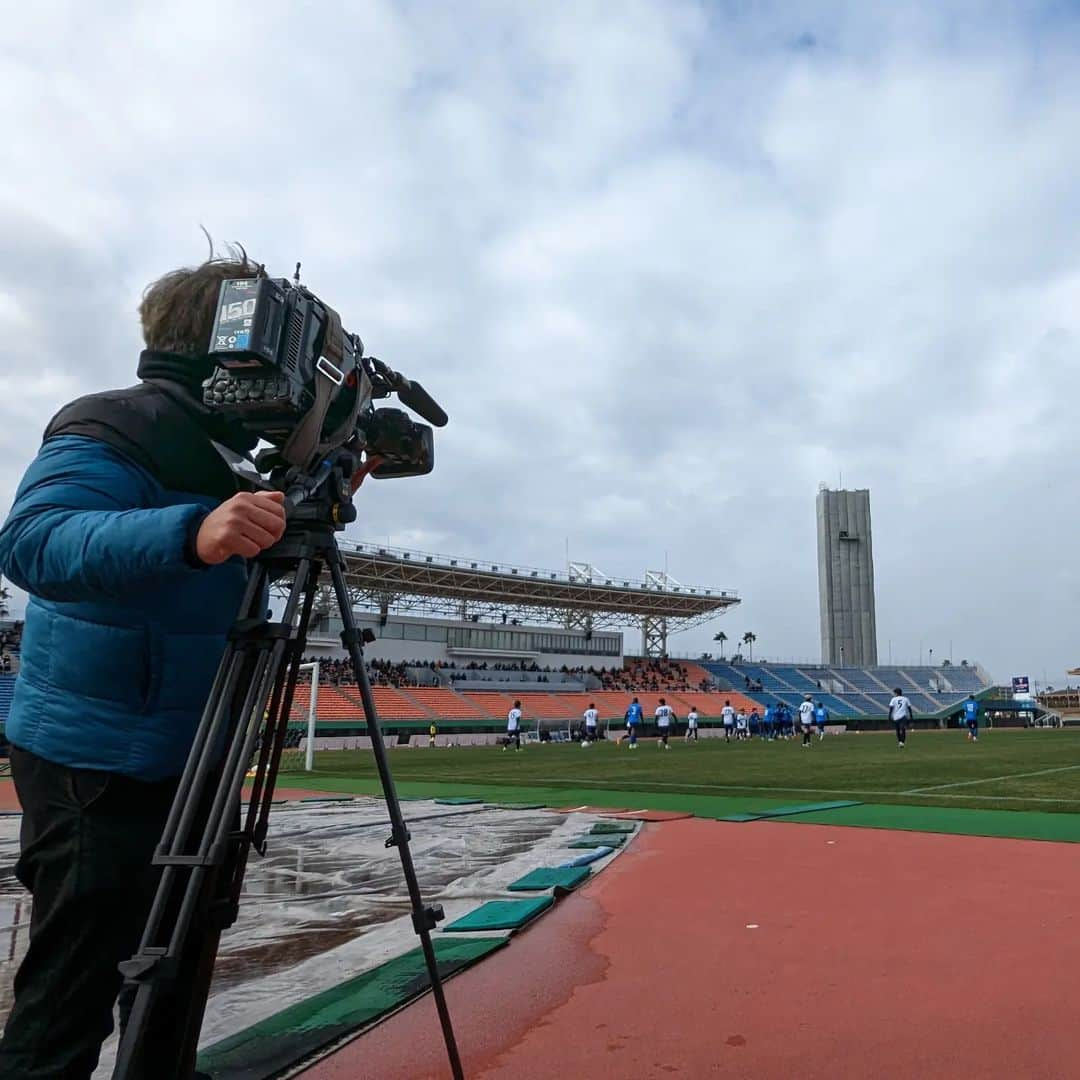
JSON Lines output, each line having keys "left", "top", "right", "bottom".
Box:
{"left": 0, "top": 249, "right": 287, "bottom": 1078}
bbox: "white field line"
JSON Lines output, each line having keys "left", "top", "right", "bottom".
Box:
{"left": 904, "top": 763, "right": 1080, "bottom": 794}
{"left": 388, "top": 773, "right": 1080, "bottom": 806}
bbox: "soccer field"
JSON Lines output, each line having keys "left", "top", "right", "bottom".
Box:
{"left": 286, "top": 728, "right": 1080, "bottom": 815}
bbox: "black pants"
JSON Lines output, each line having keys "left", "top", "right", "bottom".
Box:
{"left": 894, "top": 721, "right": 908, "bottom": 744}
{"left": 0, "top": 747, "right": 207, "bottom": 1079}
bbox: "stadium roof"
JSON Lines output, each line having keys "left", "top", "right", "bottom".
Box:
{"left": 329, "top": 539, "right": 739, "bottom": 642}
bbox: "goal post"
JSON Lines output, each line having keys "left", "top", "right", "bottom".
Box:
{"left": 303, "top": 662, "right": 319, "bottom": 771}
{"left": 276, "top": 661, "right": 319, "bottom": 774}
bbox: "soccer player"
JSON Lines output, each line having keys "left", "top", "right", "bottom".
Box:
{"left": 721, "top": 700, "right": 736, "bottom": 741}
{"left": 685, "top": 705, "right": 700, "bottom": 742}
{"left": 625, "top": 697, "right": 643, "bottom": 749}
{"left": 505, "top": 700, "right": 523, "bottom": 751}
{"left": 963, "top": 694, "right": 980, "bottom": 742}
{"left": 798, "top": 694, "right": 815, "bottom": 747}
{"left": 582, "top": 702, "right": 599, "bottom": 746}
{"left": 762, "top": 703, "right": 775, "bottom": 740}
{"left": 888, "top": 688, "right": 913, "bottom": 748}
{"left": 814, "top": 700, "right": 829, "bottom": 740}
{"left": 655, "top": 698, "right": 674, "bottom": 749}
{"left": 735, "top": 710, "right": 748, "bottom": 741}
{"left": 429, "top": 721, "right": 437, "bottom": 748}
{"left": 748, "top": 708, "right": 761, "bottom": 738}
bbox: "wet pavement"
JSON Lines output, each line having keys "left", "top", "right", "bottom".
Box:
{"left": 0, "top": 797, "right": 597, "bottom": 1075}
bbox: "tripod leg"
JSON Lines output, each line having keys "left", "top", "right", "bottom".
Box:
{"left": 325, "top": 544, "right": 465, "bottom": 1080}
{"left": 113, "top": 558, "right": 317, "bottom": 1079}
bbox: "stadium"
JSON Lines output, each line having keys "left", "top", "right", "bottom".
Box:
{"left": 0, "top": 503, "right": 1075, "bottom": 1078}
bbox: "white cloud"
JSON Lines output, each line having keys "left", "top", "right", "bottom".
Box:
{"left": 1, "top": 1, "right": 1079, "bottom": 682}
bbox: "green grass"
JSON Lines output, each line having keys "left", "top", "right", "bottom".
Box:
{"left": 281, "top": 728, "right": 1080, "bottom": 815}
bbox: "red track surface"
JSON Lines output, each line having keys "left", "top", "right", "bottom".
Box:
{"left": 0, "top": 780, "right": 20, "bottom": 812}
{"left": 303, "top": 817, "right": 1080, "bottom": 1079}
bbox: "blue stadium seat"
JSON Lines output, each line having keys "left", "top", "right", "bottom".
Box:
{"left": 0, "top": 674, "right": 15, "bottom": 725}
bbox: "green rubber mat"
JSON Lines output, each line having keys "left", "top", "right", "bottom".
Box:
{"left": 197, "top": 936, "right": 505, "bottom": 1079}
{"left": 778, "top": 802, "right": 1080, "bottom": 842}
{"left": 508, "top": 866, "right": 590, "bottom": 892}
{"left": 590, "top": 821, "right": 637, "bottom": 834}
{"left": 721, "top": 800, "right": 861, "bottom": 822}
{"left": 444, "top": 896, "right": 553, "bottom": 932}
{"left": 567, "top": 833, "right": 626, "bottom": 849}
{"left": 434, "top": 796, "right": 484, "bottom": 805}
{"left": 492, "top": 802, "right": 547, "bottom": 810}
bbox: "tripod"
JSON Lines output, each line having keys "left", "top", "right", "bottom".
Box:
{"left": 112, "top": 452, "right": 464, "bottom": 1079}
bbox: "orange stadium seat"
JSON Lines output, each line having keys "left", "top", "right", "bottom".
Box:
{"left": 408, "top": 688, "right": 487, "bottom": 718}
{"left": 462, "top": 691, "right": 519, "bottom": 718}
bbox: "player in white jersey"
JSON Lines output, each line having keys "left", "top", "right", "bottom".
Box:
{"left": 505, "top": 700, "right": 523, "bottom": 751}
{"left": 721, "top": 701, "right": 736, "bottom": 740}
{"left": 735, "top": 710, "right": 748, "bottom": 740}
{"left": 798, "top": 694, "right": 815, "bottom": 747}
{"left": 685, "top": 705, "right": 700, "bottom": 742}
{"left": 582, "top": 703, "right": 599, "bottom": 746}
{"left": 655, "top": 698, "right": 675, "bottom": 749}
{"left": 888, "top": 689, "right": 913, "bottom": 748}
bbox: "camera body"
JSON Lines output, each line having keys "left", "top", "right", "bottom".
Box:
{"left": 204, "top": 277, "right": 436, "bottom": 478}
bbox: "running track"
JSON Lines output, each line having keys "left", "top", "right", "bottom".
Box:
{"left": 303, "top": 816, "right": 1080, "bottom": 1079}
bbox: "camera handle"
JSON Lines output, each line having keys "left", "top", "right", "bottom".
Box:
{"left": 111, "top": 489, "right": 464, "bottom": 1079}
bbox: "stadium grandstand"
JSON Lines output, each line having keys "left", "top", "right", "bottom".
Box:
{"left": 0, "top": 554, "right": 1013, "bottom": 741}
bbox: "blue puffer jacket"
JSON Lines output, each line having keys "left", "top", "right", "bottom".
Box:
{"left": 0, "top": 435, "right": 249, "bottom": 781}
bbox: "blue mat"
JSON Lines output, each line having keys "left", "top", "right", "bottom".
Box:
{"left": 559, "top": 847, "right": 613, "bottom": 868}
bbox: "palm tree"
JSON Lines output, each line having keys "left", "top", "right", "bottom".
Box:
{"left": 713, "top": 631, "right": 728, "bottom": 659}
{"left": 742, "top": 631, "right": 757, "bottom": 662}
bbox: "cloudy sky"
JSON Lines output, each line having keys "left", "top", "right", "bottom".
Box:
{"left": 2, "top": 1, "right": 1079, "bottom": 685}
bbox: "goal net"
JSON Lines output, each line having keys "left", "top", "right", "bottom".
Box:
{"left": 278, "top": 661, "right": 320, "bottom": 774}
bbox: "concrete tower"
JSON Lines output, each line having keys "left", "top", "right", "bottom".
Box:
{"left": 816, "top": 486, "right": 878, "bottom": 667}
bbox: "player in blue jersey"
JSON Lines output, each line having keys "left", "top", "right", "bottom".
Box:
{"left": 624, "top": 697, "right": 643, "bottom": 749}
{"left": 963, "top": 694, "right": 980, "bottom": 742}
{"left": 814, "top": 700, "right": 829, "bottom": 740}
{"left": 762, "top": 703, "right": 774, "bottom": 740}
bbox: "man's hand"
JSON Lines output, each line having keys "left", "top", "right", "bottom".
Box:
{"left": 195, "top": 491, "right": 287, "bottom": 564}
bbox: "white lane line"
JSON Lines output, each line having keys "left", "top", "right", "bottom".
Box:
{"left": 904, "top": 763, "right": 1080, "bottom": 794}
{"left": 387, "top": 774, "right": 1080, "bottom": 805}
